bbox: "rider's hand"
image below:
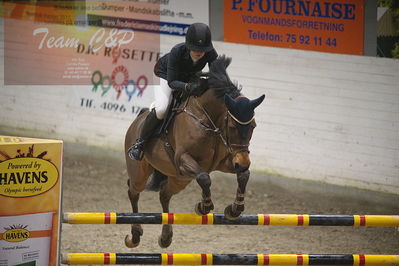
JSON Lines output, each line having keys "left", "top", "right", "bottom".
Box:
{"left": 186, "top": 78, "right": 209, "bottom": 97}
{"left": 185, "top": 82, "right": 201, "bottom": 96}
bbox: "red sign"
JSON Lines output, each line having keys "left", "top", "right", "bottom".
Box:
{"left": 224, "top": 0, "right": 365, "bottom": 55}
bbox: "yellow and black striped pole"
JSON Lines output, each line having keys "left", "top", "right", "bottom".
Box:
{"left": 63, "top": 213, "right": 399, "bottom": 227}
{"left": 62, "top": 253, "right": 399, "bottom": 265}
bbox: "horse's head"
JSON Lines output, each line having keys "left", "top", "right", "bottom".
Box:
{"left": 224, "top": 94, "right": 265, "bottom": 172}
{"left": 204, "top": 55, "right": 265, "bottom": 172}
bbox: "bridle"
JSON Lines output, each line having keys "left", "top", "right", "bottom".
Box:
{"left": 224, "top": 110, "right": 254, "bottom": 154}
{"left": 177, "top": 97, "right": 252, "bottom": 155}
{"left": 227, "top": 111, "right": 254, "bottom": 125}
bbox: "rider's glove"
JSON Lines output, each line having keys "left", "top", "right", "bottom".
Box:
{"left": 185, "top": 82, "right": 201, "bottom": 96}
{"left": 185, "top": 79, "right": 207, "bottom": 97}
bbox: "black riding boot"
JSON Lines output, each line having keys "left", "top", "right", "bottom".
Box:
{"left": 128, "top": 109, "right": 162, "bottom": 160}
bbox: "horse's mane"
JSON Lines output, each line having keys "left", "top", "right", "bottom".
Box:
{"left": 205, "top": 55, "right": 241, "bottom": 100}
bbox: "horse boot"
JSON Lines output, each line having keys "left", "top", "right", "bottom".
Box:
{"left": 128, "top": 109, "right": 162, "bottom": 160}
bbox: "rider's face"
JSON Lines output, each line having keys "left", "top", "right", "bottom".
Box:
{"left": 190, "top": 50, "right": 205, "bottom": 61}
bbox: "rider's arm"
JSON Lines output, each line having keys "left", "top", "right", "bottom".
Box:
{"left": 167, "top": 47, "right": 186, "bottom": 92}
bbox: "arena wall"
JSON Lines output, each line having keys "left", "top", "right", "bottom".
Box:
{"left": 1, "top": 21, "right": 398, "bottom": 195}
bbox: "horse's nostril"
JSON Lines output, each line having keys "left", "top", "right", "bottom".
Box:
{"left": 234, "top": 163, "right": 240, "bottom": 169}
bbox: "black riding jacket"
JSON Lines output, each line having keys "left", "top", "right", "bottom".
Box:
{"left": 154, "top": 43, "right": 218, "bottom": 91}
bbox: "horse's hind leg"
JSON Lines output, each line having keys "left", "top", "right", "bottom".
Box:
{"left": 125, "top": 160, "right": 153, "bottom": 248}
{"left": 158, "top": 179, "right": 173, "bottom": 248}
{"left": 125, "top": 185, "right": 142, "bottom": 248}
{"left": 158, "top": 177, "right": 191, "bottom": 248}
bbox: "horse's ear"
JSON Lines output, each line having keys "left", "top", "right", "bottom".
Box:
{"left": 224, "top": 94, "right": 235, "bottom": 110}
{"left": 250, "top": 94, "right": 265, "bottom": 110}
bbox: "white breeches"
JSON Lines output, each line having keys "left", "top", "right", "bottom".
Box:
{"left": 152, "top": 78, "right": 172, "bottom": 119}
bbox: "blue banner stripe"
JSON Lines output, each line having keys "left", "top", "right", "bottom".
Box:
{"left": 87, "top": 14, "right": 190, "bottom": 36}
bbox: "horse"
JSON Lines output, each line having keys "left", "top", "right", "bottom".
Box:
{"left": 124, "top": 55, "right": 265, "bottom": 248}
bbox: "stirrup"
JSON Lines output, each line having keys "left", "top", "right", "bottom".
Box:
{"left": 128, "top": 139, "right": 145, "bottom": 161}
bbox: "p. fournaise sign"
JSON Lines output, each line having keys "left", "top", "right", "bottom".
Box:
{"left": 224, "top": 0, "right": 365, "bottom": 55}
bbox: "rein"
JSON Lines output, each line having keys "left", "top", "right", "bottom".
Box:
{"left": 175, "top": 97, "right": 250, "bottom": 155}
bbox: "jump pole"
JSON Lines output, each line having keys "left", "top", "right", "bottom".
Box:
{"left": 63, "top": 213, "right": 399, "bottom": 227}
{"left": 61, "top": 253, "right": 399, "bottom": 265}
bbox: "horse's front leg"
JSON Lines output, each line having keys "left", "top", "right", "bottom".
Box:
{"left": 179, "top": 153, "right": 214, "bottom": 215}
{"left": 224, "top": 169, "right": 250, "bottom": 220}
{"left": 195, "top": 172, "right": 214, "bottom": 215}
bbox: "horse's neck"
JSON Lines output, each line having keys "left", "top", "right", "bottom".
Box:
{"left": 197, "top": 89, "right": 226, "bottom": 125}
{"left": 196, "top": 90, "right": 231, "bottom": 165}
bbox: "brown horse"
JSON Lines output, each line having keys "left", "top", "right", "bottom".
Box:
{"left": 124, "top": 56, "right": 265, "bottom": 248}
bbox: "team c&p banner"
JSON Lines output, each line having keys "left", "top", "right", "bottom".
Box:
{"left": 224, "top": 0, "right": 365, "bottom": 55}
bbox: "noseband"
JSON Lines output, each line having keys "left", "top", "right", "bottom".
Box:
{"left": 178, "top": 97, "right": 252, "bottom": 155}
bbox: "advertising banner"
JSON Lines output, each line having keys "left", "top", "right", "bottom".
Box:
{"left": 224, "top": 0, "right": 365, "bottom": 55}
{"left": 3, "top": 1, "right": 161, "bottom": 86}
{"left": 0, "top": 136, "right": 63, "bottom": 266}
{"left": 156, "top": 0, "right": 210, "bottom": 36}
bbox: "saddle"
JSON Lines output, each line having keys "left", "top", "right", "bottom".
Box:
{"left": 154, "top": 76, "right": 208, "bottom": 137}
{"left": 148, "top": 91, "right": 183, "bottom": 166}
{"left": 153, "top": 92, "right": 182, "bottom": 138}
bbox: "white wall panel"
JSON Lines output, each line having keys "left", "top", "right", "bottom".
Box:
{"left": 1, "top": 24, "right": 398, "bottom": 194}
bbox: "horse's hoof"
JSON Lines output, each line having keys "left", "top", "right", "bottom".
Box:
{"left": 125, "top": 225, "right": 143, "bottom": 248}
{"left": 224, "top": 204, "right": 241, "bottom": 221}
{"left": 158, "top": 235, "right": 173, "bottom": 248}
{"left": 124, "top": 235, "right": 140, "bottom": 248}
{"left": 194, "top": 202, "right": 208, "bottom": 215}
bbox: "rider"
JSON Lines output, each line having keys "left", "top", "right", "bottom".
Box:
{"left": 128, "top": 22, "right": 218, "bottom": 160}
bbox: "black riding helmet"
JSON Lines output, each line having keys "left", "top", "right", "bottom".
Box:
{"left": 185, "top": 23, "right": 213, "bottom": 52}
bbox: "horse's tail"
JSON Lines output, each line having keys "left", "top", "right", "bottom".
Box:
{"left": 145, "top": 169, "right": 167, "bottom": 191}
